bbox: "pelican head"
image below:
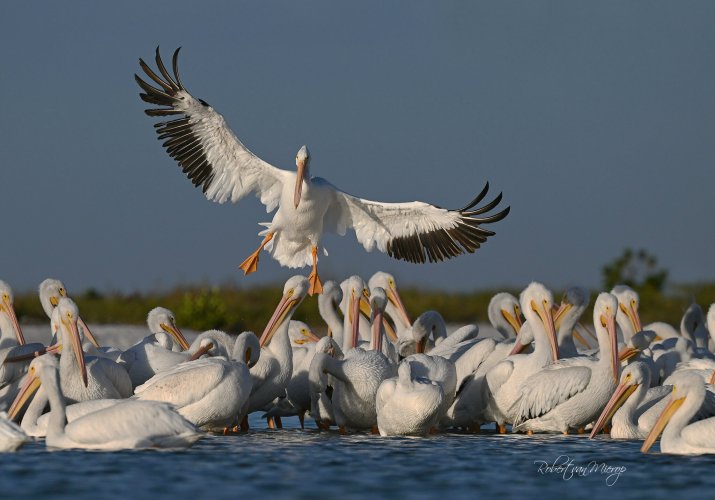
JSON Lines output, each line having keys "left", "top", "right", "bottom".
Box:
{"left": 288, "top": 320, "right": 321, "bottom": 346}
{"left": 368, "top": 271, "right": 411, "bottom": 329}
{"left": 342, "top": 276, "right": 370, "bottom": 349}
{"left": 611, "top": 285, "right": 642, "bottom": 337}
{"left": 519, "top": 282, "right": 558, "bottom": 361}
{"left": 260, "top": 276, "right": 309, "bottom": 347}
{"left": 590, "top": 361, "right": 650, "bottom": 438}
{"left": 681, "top": 303, "right": 704, "bottom": 340}
{"left": 0, "top": 281, "right": 25, "bottom": 345}
{"left": 294, "top": 145, "right": 311, "bottom": 209}
{"left": 233, "top": 331, "right": 261, "bottom": 367}
{"left": 487, "top": 292, "right": 522, "bottom": 339}
{"left": 554, "top": 287, "right": 589, "bottom": 328}
{"left": 38, "top": 278, "right": 67, "bottom": 319}
{"left": 147, "top": 307, "right": 190, "bottom": 351}
{"left": 618, "top": 330, "right": 661, "bottom": 362}
{"left": 56, "top": 297, "right": 88, "bottom": 387}
{"left": 641, "top": 373, "right": 704, "bottom": 453}
{"left": 8, "top": 354, "right": 60, "bottom": 421}
{"left": 594, "top": 292, "right": 619, "bottom": 383}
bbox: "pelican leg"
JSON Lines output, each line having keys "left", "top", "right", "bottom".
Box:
{"left": 239, "top": 232, "right": 274, "bottom": 275}
{"left": 467, "top": 424, "right": 480, "bottom": 434}
{"left": 577, "top": 427, "right": 586, "bottom": 434}
{"left": 497, "top": 424, "right": 507, "bottom": 434}
{"left": 240, "top": 415, "right": 249, "bottom": 432}
{"left": 299, "top": 412, "right": 305, "bottom": 429}
{"left": 307, "top": 246, "right": 323, "bottom": 295}
{"left": 371, "top": 425, "right": 379, "bottom": 435}
{"left": 527, "top": 430, "right": 534, "bottom": 436}
{"left": 267, "top": 416, "right": 276, "bottom": 429}
{"left": 338, "top": 425, "right": 346, "bottom": 435}
{"left": 275, "top": 416, "right": 283, "bottom": 429}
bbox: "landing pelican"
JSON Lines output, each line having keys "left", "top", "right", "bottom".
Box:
{"left": 135, "top": 48, "right": 510, "bottom": 295}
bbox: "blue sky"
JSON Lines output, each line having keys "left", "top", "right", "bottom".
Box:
{"left": 1, "top": 1, "right": 713, "bottom": 293}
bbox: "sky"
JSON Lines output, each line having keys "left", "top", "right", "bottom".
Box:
{"left": 1, "top": 1, "right": 713, "bottom": 294}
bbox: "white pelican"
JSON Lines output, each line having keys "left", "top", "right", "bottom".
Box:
{"left": 483, "top": 282, "right": 559, "bottom": 432}
{"left": 589, "top": 362, "right": 671, "bottom": 439}
{"left": 338, "top": 276, "right": 372, "bottom": 351}
{"left": 309, "top": 337, "right": 396, "bottom": 432}
{"left": 487, "top": 292, "right": 522, "bottom": 339}
{"left": 707, "top": 304, "right": 715, "bottom": 351}
{"left": 18, "top": 355, "right": 201, "bottom": 450}
{"left": 511, "top": 292, "right": 620, "bottom": 434}
{"left": 52, "top": 299, "right": 132, "bottom": 403}
{"left": 553, "top": 287, "right": 591, "bottom": 357}
{"left": 368, "top": 272, "right": 412, "bottom": 340}
{"left": 318, "top": 281, "right": 344, "bottom": 338}
{"left": 118, "top": 307, "right": 192, "bottom": 387}
{"left": 680, "top": 303, "right": 709, "bottom": 348}
{"left": 247, "top": 276, "right": 309, "bottom": 428}
{"left": 39, "top": 278, "right": 100, "bottom": 348}
{"left": 405, "top": 353, "right": 456, "bottom": 425}
{"left": 0, "top": 281, "right": 26, "bottom": 348}
{"left": 642, "top": 373, "right": 715, "bottom": 454}
{"left": 135, "top": 331, "right": 259, "bottom": 431}
{"left": 376, "top": 360, "right": 445, "bottom": 437}
{"left": 611, "top": 285, "right": 642, "bottom": 343}
{"left": 135, "top": 48, "right": 510, "bottom": 295}
{"left": 368, "top": 287, "right": 398, "bottom": 362}
{"left": 0, "top": 412, "right": 26, "bottom": 452}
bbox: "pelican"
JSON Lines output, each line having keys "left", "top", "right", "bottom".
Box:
{"left": 318, "top": 281, "right": 344, "bottom": 338}
{"left": 17, "top": 355, "right": 201, "bottom": 450}
{"left": 611, "top": 285, "right": 642, "bottom": 343}
{"left": 483, "top": 282, "right": 559, "bottom": 432}
{"left": 707, "top": 304, "right": 715, "bottom": 351}
{"left": 368, "top": 272, "right": 412, "bottom": 340}
{"left": 247, "top": 276, "right": 309, "bottom": 428}
{"left": 511, "top": 293, "right": 620, "bottom": 434}
{"left": 51, "top": 299, "right": 132, "bottom": 403}
{"left": 135, "top": 48, "right": 509, "bottom": 295}
{"left": 487, "top": 292, "right": 522, "bottom": 339}
{"left": 0, "top": 281, "right": 26, "bottom": 349}
{"left": 680, "top": 303, "right": 709, "bottom": 349}
{"left": 118, "top": 307, "right": 192, "bottom": 387}
{"left": 553, "top": 287, "right": 591, "bottom": 357}
{"left": 135, "top": 331, "right": 259, "bottom": 431}
{"left": 309, "top": 330, "right": 396, "bottom": 432}
{"left": 589, "top": 362, "right": 671, "bottom": 439}
{"left": 39, "top": 278, "right": 100, "bottom": 348}
{"left": 376, "top": 360, "right": 445, "bottom": 436}
{"left": 0, "top": 412, "right": 26, "bottom": 452}
{"left": 642, "top": 373, "right": 715, "bottom": 454}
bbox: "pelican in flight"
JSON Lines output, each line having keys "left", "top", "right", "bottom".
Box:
{"left": 135, "top": 48, "right": 510, "bottom": 295}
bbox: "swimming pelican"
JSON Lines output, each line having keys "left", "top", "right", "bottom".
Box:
{"left": 511, "top": 292, "right": 620, "bottom": 434}
{"left": 18, "top": 355, "right": 201, "bottom": 450}
{"left": 0, "top": 412, "right": 26, "bottom": 452}
{"left": 376, "top": 360, "right": 445, "bottom": 436}
{"left": 247, "top": 276, "right": 309, "bottom": 428}
{"left": 589, "top": 362, "right": 671, "bottom": 439}
{"left": 483, "top": 282, "right": 559, "bottom": 432}
{"left": 641, "top": 373, "right": 715, "bottom": 454}
{"left": 135, "top": 48, "right": 510, "bottom": 295}
{"left": 135, "top": 331, "right": 259, "bottom": 431}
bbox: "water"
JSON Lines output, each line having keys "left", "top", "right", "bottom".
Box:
{"left": 3, "top": 414, "right": 714, "bottom": 499}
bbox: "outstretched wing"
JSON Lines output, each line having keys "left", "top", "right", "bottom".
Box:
{"left": 135, "top": 47, "right": 290, "bottom": 211}
{"left": 319, "top": 179, "right": 510, "bottom": 264}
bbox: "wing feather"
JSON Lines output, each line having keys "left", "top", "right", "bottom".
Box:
{"left": 318, "top": 178, "right": 510, "bottom": 264}
{"left": 136, "top": 47, "right": 289, "bottom": 212}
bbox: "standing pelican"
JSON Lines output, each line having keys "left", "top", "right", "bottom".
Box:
{"left": 483, "top": 282, "right": 559, "bottom": 432}
{"left": 642, "top": 373, "right": 715, "bottom": 454}
{"left": 376, "top": 360, "right": 445, "bottom": 436}
{"left": 18, "top": 355, "right": 201, "bottom": 450}
{"left": 135, "top": 48, "right": 509, "bottom": 295}
{"left": 511, "top": 293, "right": 620, "bottom": 434}
{"left": 247, "top": 276, "right": 309, "bottom": 428}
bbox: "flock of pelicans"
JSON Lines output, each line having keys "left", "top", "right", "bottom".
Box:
{"left": 0, "top": 273, "right": 714, "bottom": 455}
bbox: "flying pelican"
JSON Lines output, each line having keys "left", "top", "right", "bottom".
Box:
{"left": 483, "top": 282, "right": 559, "bottom": 433}
{"left": 134, "top": 331, "right": 259, "bottom": 431}
{"left": 641, "top": 373, "right": 715, "bottom": 455}
{"left": 510, "top": 293, "right": 620, "bottom": 434}
{"left": 247, "top": 276, "right": 309, "bottom": 429}
{"left": 17, "top": 355, "right": 201, "bottom": 450}
{"left": 135, "top": 48, "right": 510, "bottom": 295}
{"left": 376, "top": 360, "right": 445, "bottom": 437}
{"left": 0, "top": 412, "right": 26, "bottom": 452}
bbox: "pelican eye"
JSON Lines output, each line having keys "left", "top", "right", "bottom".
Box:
{"left": 2, "top": 294, "right": 8, "bottom": 301}
{"left": 59, "top": 288, "right": 66, "bottom": 296}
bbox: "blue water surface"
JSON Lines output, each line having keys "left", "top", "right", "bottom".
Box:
{"left": 1, "top": 414, "right": 713, "bottom": 500}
